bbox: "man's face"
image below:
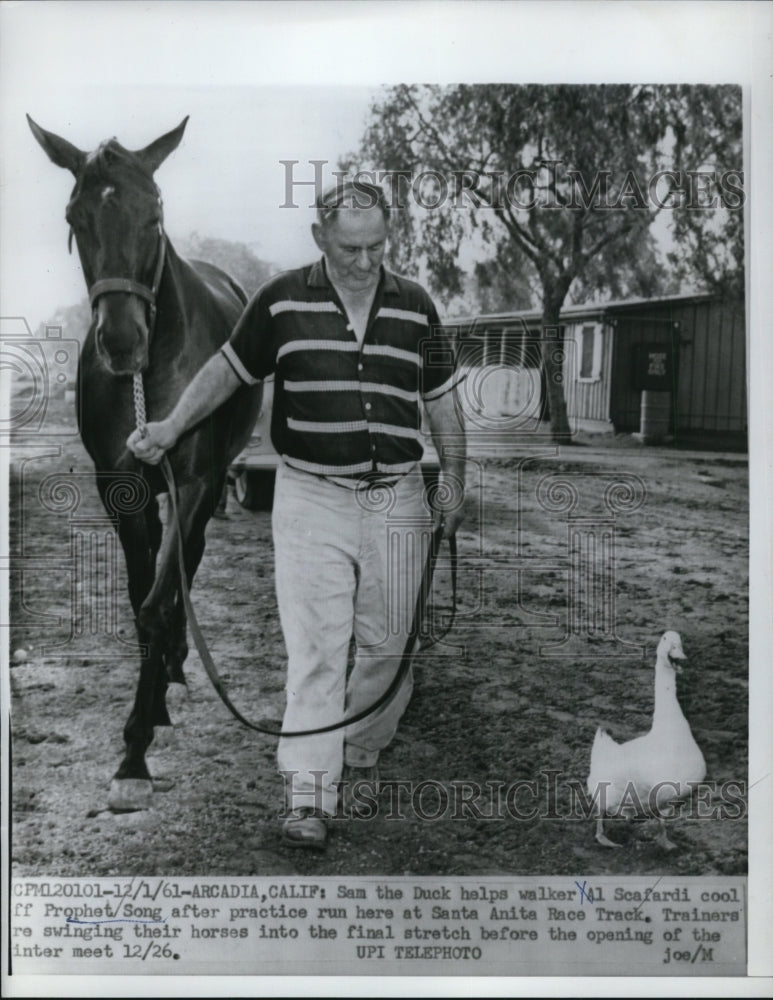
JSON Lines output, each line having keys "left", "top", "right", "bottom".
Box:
{"left": 313, "top": 207, "right": 388, "bottom": 294}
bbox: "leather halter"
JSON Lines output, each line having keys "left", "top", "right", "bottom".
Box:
{"left": 88, "top": 230, "right": 167, "bottom": 338}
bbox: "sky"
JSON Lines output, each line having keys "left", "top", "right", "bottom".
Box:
{"left": 2, "top": 0, "right": 768, "bottom": 330}
{"left": 4, "top": 80, "right": 377, "bottom": 327}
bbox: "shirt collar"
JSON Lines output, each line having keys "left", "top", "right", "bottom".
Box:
{"left": 307, "top": 257, "right": 399, "bottom": 296}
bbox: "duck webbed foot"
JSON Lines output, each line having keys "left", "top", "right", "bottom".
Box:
{"left": 657, "top": 818, "right": 678, "bottom": 851}
{"left": 595, "top": 817, "right": 622, "bottom": 848}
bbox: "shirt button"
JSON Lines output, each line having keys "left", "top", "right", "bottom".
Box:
{"left": 365, "top": 402, "right": 372, "bottom": 411}
{"left": 346, "top": 323, "right": 353, "bottom": 331}
{"left": 358, "top": 363, "right": 363, "bottom": 371}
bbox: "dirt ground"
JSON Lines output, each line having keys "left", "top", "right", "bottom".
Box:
{"left": 8, "top": 388, "right": 748, "bottom": 879}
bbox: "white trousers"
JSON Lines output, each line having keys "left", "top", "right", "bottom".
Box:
{"left": 272, "top": 462, "right": 433, "bottom": 815}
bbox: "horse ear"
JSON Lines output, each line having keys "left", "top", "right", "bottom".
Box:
{"left": 135, "top": 116, "right": 190, "bottom": 174}
{"left": 27, "top": 115, "right": 86, "bottom": 175}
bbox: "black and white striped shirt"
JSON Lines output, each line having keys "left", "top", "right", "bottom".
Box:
{"left": 221, "top": 258, "right": 462, "bottom": 479}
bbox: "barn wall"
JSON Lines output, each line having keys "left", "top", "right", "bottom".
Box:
{"left": 608, "top": 313, "right": 681, "bottom": 431}
{"left": 562, "top": 320, "right": 614, "bottom": 428}
{"left": 670, "top": 300, "right": 747, "bottom": 431}
{"left": 609, "top": 299, "right": 747, "bottom": 435}
{"left": 451, "top": 296, "right": 747, "bottom": 442}
{"left": 454, "top": 319, "right": 545, "bottom": 424}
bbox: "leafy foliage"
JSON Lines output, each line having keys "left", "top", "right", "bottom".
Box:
{"left": 176, "top": 232, "right": 277, "bottom": 297}
{"left": 344, "top": 84, "right": 744, "bottom": 439}
{"left": 664, "top": 85, "right": 744, "bottom": 301}
{"left": 37, "top": 298, "right": 92, "bottom": 344}
{"left": 40, "top": 236, "right": 277, "bottom": 344}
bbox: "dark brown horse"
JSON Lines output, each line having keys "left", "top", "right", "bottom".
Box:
{"left": 28, "top": 116, "right": 261, "bottom": 810}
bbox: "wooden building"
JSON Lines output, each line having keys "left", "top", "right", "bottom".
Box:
{"left": 448, "top": 292, "right": 747, "bottom": 447}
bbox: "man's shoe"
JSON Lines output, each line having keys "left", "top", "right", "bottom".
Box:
{"left": 281, "top": 807, "right": 328, "bottom": 850}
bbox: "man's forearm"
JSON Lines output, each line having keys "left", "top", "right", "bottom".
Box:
{"left": 425, "top": 389, "right": 466, "bottom": 535}
{"left": 425, "top": 389, "right": 467, "bottom": 480}
{"left": 166, "top": 351, "right": 243, "bottom": 439}
{"left": 127, "top": 351, "right": 246, "bottom": 464}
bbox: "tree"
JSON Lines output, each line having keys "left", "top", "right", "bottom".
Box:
{"left": 38, "top": 297, "right": 92, "bottom": 344}
{"left": 40, "top": 236, "right": 277, "bottom": 345}
{"left": 176, "top": 233, "right": 277, "bottom": 297}
{"left": 664, "top": 85, "right": 744, "bottom": 303}
{"left": 468, "top": 241, "right": 535, "bottom": 316}
{"left": 345, "top": 84, "right": 743, "bottom": 441}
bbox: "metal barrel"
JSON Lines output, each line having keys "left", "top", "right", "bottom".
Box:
{"left": 639, "top": 389, "right": 671, "bottom": 443}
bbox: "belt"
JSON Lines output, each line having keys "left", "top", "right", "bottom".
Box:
{"left": 321, "top": 472, "right": 404, "bottom": 490}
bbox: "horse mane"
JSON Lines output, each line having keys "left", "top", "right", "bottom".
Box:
{"left": 80, "top": 139, "right": 155, "bottom": 185}
{"left": 69, "top": 139, "right": 158, "bottom": 207}
{"left": 88, "top": 138, "right": 130, "bottom": 170}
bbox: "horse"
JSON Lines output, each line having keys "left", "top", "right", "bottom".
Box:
{"left": 28, "top": 116, "right": 262, "bottom": 810}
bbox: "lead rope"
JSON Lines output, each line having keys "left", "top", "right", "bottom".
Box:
{"left": 133, "top": 374, "right": 147, "bottom": 435}
{"left": 131, "top": 374, "right": 455, "bottom": 738}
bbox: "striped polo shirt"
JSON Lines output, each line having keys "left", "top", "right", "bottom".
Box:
{"left": 221, "top": 258, "right": 462, "bottom": 479}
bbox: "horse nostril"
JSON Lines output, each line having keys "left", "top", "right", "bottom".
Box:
{"left": 94, "top": 319, "right": 148, "bottom": 375}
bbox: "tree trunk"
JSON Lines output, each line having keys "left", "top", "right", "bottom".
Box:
{"left": 540, "top": 302, "right": 573, "bottom": 443}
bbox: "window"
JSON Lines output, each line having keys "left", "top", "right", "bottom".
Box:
{"left": 577, "top": 323, "right": 603, "bottom": 381}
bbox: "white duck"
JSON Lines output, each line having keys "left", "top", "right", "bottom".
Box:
{"left": 587, "top": 630, "right": 706, "bottom": 850}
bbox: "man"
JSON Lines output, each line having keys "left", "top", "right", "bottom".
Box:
{"left": 128, "top": 180, "right": 466, "bottom": 849}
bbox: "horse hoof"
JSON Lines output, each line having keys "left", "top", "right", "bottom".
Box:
{"left": 107, "top": 778, "right": 153, "bottom": 812}
{"left": 166, "top": 682, "right": 190, "bottom": 717}
{"left": 153, "top": 725, "right": 177, "bottom": 750}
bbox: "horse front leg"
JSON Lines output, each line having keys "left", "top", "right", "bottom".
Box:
{"left": 107, "top": 625, "right": 166, "bottom": 810}
{"left": 154, "top": 475, "right": 219, "bottom": 704}
{"left": 101, "top": 502, "right": 163, "bottom": 811}
{"left": 142, "top": 494, "right": 186, "bottom": 734}
{"left": 147, "top": 586, "right": 190, "bottom": 752}
{"left": 108, "top": 477, "right": 219, "bottom": 810}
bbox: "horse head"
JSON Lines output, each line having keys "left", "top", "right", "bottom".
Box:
{"left": 28, "top": 115, "right": 188, "bottom": 376}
